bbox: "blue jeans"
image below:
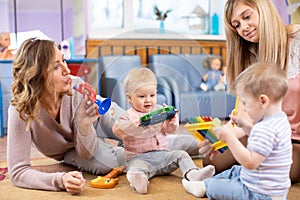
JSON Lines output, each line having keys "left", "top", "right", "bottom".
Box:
{"left": 127, "top": 150, "right": 197, "bottom": 179}
{"left": 204, "top": 165, "right": 272, "bottom": 200}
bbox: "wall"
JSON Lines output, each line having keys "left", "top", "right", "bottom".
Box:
{"left": 0, "top": 0, "right": 86, "bottom": 56}
{"left": 210, "top": 0, "right": 226, "bottom": 35}
{"left": 0, "top": 0, "right": 10, "bottom": 31}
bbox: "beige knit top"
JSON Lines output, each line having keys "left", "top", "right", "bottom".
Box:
{"left": 7, "top": 76, "right": 98, "bottom": 191}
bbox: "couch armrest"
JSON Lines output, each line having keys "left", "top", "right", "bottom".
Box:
{"left": 156, "top": 77, "right": 173, "bottom": 106}
{"left": 101, "top": 77, "right": 117, "bottom": 96}
{"left": 102, "top": 77, "right": 128, "bottom": 109}
{"left": 159, "top": 76, "right": 182, "bottom": 110}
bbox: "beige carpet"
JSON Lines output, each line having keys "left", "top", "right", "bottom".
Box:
{"left": 1, "top": 158, "right": 300, "bottom": 200}
{"left": 0, "top": 158, "right": 208, "bottom": 200}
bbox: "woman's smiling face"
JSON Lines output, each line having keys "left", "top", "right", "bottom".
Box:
{"left": 231, "top": 3, "right": 260, "bottom": 43}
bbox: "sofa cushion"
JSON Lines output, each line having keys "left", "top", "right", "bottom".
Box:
{"left": 149, "top": 54, "right": 236, "bottom": 121}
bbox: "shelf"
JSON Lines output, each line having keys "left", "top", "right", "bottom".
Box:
{"left": 88, "top": 31, "right": 226, "bottom": 41}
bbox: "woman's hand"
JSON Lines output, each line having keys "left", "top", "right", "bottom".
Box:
{"left": 76, "top": 95, "right": 100, "bottom": 135}
{"left": 198, "top": 139, "right": 218, "bottom": 160}
{"left": 62, "top": 171, "right": 86, "bottom": 195}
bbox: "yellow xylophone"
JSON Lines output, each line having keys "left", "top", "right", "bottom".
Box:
{"left": 184, "top": 116, "right": 228, "bottom": 153}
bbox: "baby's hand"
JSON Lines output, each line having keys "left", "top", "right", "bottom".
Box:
{"left": 198, "top": 139, "right": 217, "bottom": 160}
{"left": 166, "top": 115, "right": 177, "bottom": 128}
{"left": 229, "top": 109, "right": 253, "bottom": 129}
{"left": 214, "top": 124, "right": 232, "bottom": 143}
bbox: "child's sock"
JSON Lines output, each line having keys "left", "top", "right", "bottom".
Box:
{"left": 182, "top": 179, "right": 206, "bottom": 198}
{"left": 126, "top": 172, "right": 149, "bottom": 195}
{"left": 185, "top": 165, "right": 215, "bottom": 181}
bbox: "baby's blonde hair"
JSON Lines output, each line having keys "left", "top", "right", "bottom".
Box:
{"left": 124, "top": 68, "right": 157, "bottom": 94}
{"left": 233, "top": 62, "right": 288, "bottom": 102}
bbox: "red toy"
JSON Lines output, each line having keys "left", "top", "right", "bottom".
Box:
{"left": 73, "top": 82, "right": 111, "bottom": 115}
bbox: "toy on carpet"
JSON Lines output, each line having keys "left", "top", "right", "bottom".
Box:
{"left": 184, "top": 116, "right": 228, "bottom": 153}
{"left": 90, "top": 165, "right": 126, "bottom": 189}
{"left": 73, "top": 82, "right": 111, "bottom": 115}
{"left": 139, "top": 106, "right": 176, "bottom": 126}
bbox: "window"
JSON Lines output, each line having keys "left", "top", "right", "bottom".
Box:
{"left": 87, "top": 0, "right": 215, "bottom": 38}
{"left": 89, "top": 0, "right": 124, "bottom": 29}
{"left": 133, "top": 0, "right": 210, "bottom": 34}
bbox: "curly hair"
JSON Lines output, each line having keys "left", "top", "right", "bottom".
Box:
{"left": 10, "top": 38, "right": 56, "bottom": 128}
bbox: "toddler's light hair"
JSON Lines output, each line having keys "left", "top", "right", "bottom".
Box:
{"left": 233, "top": 62, "right": 288, "bottom": 102}
{"left": 124, "top": 67, "right": 157, "bottom": 94}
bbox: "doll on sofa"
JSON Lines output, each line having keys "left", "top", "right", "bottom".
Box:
{"left": 200, "top": 56, "right": 226, "bottom": 91}
{"left": 0, "top": 32, "right": 15, "bottom": 60}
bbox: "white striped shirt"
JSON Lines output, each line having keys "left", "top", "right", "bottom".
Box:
{"left": 241, "top": 112, "right": 292, "bottom": 196}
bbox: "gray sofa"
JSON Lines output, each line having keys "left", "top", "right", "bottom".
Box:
{"left": 148, "top": 54, "right": 236, "bottom": 122}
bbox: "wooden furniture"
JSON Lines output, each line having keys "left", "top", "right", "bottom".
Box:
{"left": 67, "top": 64, "right": 92, "bottom": 82}
{"left": 86, "top": 39, "right": 226, "bottom": 65}
{"left": 66, "top": 58, "right": 101, "bottom": 94}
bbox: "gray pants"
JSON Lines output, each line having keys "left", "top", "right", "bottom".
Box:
{"left": 64, "top": 134, "right": 199, "bottom": 175}
{"left": 64, "top": 102, "right": 199, "bottom": 175}
{"left": 127, "top": 150, "right": 198, "bottom": 179}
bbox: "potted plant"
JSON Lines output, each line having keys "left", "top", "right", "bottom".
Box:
{"left": 153, "top": 5, "right": 172, "bottom": 33}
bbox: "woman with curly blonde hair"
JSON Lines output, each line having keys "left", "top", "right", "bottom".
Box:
{"left": 8, "top": 38, "right": 126, "bottom": 194}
